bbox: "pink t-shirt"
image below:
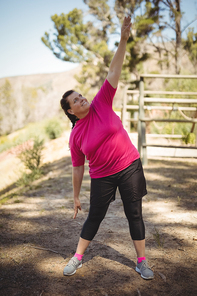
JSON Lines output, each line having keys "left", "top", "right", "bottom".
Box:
{"left": 69, "top": 79, "right": 140, "bottom": 178}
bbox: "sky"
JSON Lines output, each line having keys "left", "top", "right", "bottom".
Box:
{"left": 0, "top": 0, "right": 197, "bottom": 79}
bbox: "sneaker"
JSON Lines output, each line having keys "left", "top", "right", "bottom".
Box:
{"left": 63, "top": 256, "right": 82, "bottom": 276}
{"left": 135, "top": 260, "right": 154, "bottom": 280}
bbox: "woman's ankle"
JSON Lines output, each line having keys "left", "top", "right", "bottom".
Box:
{"left": 74, "top": 253, "right": 84, "bottom": 261}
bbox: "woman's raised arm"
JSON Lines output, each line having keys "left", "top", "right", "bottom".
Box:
{"left": 106, "top": 16, "right": 131, "bottom": 89}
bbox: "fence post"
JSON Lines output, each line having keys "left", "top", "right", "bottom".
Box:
{"left": 138, "top": 77, "right": 147, "bottom": 165}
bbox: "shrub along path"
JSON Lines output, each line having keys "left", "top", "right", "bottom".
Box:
{"left": 0, "top": 135, "right": 197, "bottom": 296}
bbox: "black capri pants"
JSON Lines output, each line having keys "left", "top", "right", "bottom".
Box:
{"left": 80, "top": 158, "right": 147, "bottom": 241}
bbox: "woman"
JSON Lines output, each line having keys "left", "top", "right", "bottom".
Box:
{"left": 60, "top": 16, "right": 154, "bottom": 280}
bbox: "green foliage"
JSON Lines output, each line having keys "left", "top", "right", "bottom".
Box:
{"left": 42, "top": 2, "right": 115, "bottom": 89}
{"left": 0, "top": 117, "right": 67, "bottom": 154}
{"left": 0, "top": 78, "right": 49, "bottom": 136}
{"left": 16, "top": 137, "right": 44, "bottom": 187}
{"left": 0, "top": 124, "right": 44, "bottom": 154}
{"left": 41, "top": 0, "right": 196, "bottom": 88}
{"left": 42, "top": 0, "right": 160, "bottom": 90}
{"left": 0, "top": 79, "right": 13, "bottom": 102}
{"left": 148, "top": 77, "right": 197, "bottom": 140}
{"left": 153, "top": 227, "right": 164, "bottom": 248}
{"left": 183, "top": 28, "right": 197, "bottom": 73}
{"left": 165, "top": 77, "right": 197, "bottom": 93}
{"left": 125, "top": 36, "right": 151, "bottom": 77}
{"left": 45, "top": 118, "right": 63, "bottom": 139}
{"left": 0, "top": 193, "right": 18, "bottom": 205}
{"left": 114, "top": 0, "right": 163, "bottom": 76}
{"left": 16, "top": 169, "right": 43, "bottom": 187}
{"left": 18, "top": 137, "right": 44, "bottom": 172}
{"left": 0, "top": 135, "right": 8, "bottom": 145}
{"left": 0, "top": 79, "right": 16, "bottom": 135}
{"left": 42, "top": 8, "right": 91, "bottom": 63}
{"left": 150, "top": 120, "right": 193, "bottom": 138}
{"left": 183, "top": 133, "right": 196, "bottom": 145}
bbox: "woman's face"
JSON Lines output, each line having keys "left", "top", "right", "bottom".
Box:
{"left": 67, "top": 91, "right": 90, "bottom": 119}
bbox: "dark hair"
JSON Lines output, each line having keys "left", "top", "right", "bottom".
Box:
{"left": 60, "top": 90, "right": 79, "bottom": 129}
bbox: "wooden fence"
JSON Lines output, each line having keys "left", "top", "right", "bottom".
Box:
{"left": 122, "top": 74, "right": 197, "bottom": 165}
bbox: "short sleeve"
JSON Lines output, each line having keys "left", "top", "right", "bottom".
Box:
{"left": 92, "top": 79, "right": 117, "bottom": 107}
{"left": 70, "top": 134, "right": 85, "bottom": 167}
{"left": 70, "top": 145, "right": 85, "bottom": 167}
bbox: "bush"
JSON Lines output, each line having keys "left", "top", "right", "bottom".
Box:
{"left": 183, "top": 133, "right": 196, "bottom": 144}
{"left": 16, "top": 169, "right": 43, "bottom": 187}
{"left": 0, "top": 117, "right": 65, "bottom": 154}
{"left": 45, "top": 118, "right": 63, "bottom": 139}
{"left": 16, "top": 137, "right": 44, "bottom": 186}
{"left": 18, "top": 137, "right": 44, "bottom": 172}
{"left": 0, "top": 122, "right": 46, "bottom": 153}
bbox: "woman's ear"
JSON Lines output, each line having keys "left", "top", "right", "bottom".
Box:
{"left": 67, "top": 109, "right": 74, "bottom": 115}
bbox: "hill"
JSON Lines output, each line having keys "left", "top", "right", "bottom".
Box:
{"left": 0, "top": 66, "right": 81, "bottom": 135}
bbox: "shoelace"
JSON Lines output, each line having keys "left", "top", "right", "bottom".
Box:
{"left": 67, "top": 258, "right": 79, "bottom": 267}
{"left": 141, "top": 261, "right": 151, "bottom": 270}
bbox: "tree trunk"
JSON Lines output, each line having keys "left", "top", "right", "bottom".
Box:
{"left": 175, "top": 0, "right": 181, "bottom": 74}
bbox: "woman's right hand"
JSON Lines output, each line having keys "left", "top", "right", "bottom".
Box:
{"left": 121, "top": 16, "right": 132, "bottom": 41}
{"left": 73, "top": 197, "right": 81, "bottom": 219}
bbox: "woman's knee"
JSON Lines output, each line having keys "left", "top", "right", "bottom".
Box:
{"left": 80, "top": 206, "right": 108, "bottom": 241}
{"left": 123, "top": 199, "right": 143, "bottom": 222}
{"left": 88, "top": 205, "right": 109, "bottom": 222}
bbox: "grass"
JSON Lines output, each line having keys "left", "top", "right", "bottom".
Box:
{"left": 0, "top": 117, "right": 67, "bottom": 154}
{"left": 14, "top": 199, "right": 22, "bottom": 203}
{"left": 177, "top": 196, "right": 182, "bottom": 205}
{"left": 153, "top": 227, "right": 164, "bottom": 248}
{"left": 0, "top": 193, "right": 18, "bottom": 205}
{"left": 0, "top": 118, "right": 70, "bottom": 206}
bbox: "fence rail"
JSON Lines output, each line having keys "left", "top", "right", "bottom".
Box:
{"left": 126, "top": 105, "right": 197, "bottom": 111}
{"left": 127, "top": 90, "right": 197, "bottom": 95}
{"left": 140, "top": 118, "right": 197, "bottom": 123}
{"left": 122, "top": 74, "right": 197, "bottom": 164}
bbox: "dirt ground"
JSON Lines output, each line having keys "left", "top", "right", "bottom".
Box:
{"left": 0, "top": 135, "right": 197, "bottom": 296}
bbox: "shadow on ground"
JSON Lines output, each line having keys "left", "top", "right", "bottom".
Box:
{"left": 0, "top": 156, "right": 197, "bottom": 295}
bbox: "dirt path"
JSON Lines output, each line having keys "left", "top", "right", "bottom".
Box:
{"left": 0, "top": 137, "right": 197, "bottom": 296}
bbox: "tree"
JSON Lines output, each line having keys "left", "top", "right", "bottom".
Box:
{"left": 42, "top": 0, "right": 196, "bottom": 90}
{"left": 42, "top": 8, "right": 90, "bottom": 63}
{"left": 42, "top": 4, "right": 114, "bottom": 92}
{"left": 149, "top": 0, "right": 197, "bottom": 74}
{"left": 159, "top": 0, "right": 182, "bottom": 74}
{"left": 114, "top": 0, "right": 162, "bottom": 79}
{"left": 0, "top": 79, "right": 16, "bottom": 135}
{"left": 42, "top": 0, "right": 162, "bottom": 91}
{"left": 183, "top": 28, "right": 197, "bottom": 73}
